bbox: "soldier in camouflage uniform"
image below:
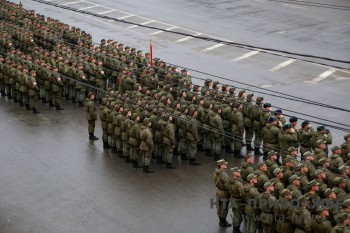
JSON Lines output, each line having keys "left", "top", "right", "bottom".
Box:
{"left": 275, "top": 189, "right": 294, "bottom": 233}
{"left": 85, "top": 92, "right": 98, "bottom": 140}
{"left": 186, "top": 108, "right": 201, "bottom": 165}
{"left": 244, "top": 174, "right": 260, "bottom": 233}
{"left": 243, "top": 93, "right": 255, "bottom": 151}
{"left": 129, "top": 113, "right": 142, "bottom": 168}
{"left": 278, "top": 123, "right": 299, "bottom": 161}
{"left": 240, "top": 154, "right": 255, "bottom": 182}
{"left": 341, "top": 134, "right": 350, "bottom": 164}
{"left": 210, "top": 105, "right": 224, "bottom": 161}
{"left": 100, "top": 99, "right": 111, "bottom": 148}
{"left": 256, "top": 162, "right": 269, "bottom": 192}
{"left": 287, "top": 175, "right": 302, "bottom": 198}
{"left": 252, "top": 97, "right": 264, "bottom": 155}
{"left": 140, "top": 118, "right": 155, "bottom": 173}
{"left": 232, "top": 102, "right": 244, "bottom": 157}
{"left": 227, "top": 167, "right": 244, "bottom": 233}
{"left": 299, "top": 120, "right": 315, "bottom": 158}
{"left": 311, "top": 206, "right": 332, "bottom": 233}
{"left": 290, "top": 195, "right": 312, "bottom": 233}
{"left": 262, "top": 116, "right": 280, "bottom": 161}
{"left": 163, "top": 114, "right": 176, "bottom": 169}
{"left": 259, "top": 181, "right": 276, "bottom": 233}
{"left": 51, "top": 66, "right": 64, "bottom": 110}
{"left": 272, "top": 167, "right": 285, "bottom": 196}
{"left": 27, "top": 70, "right": 40, "bottom": 113}
{"left": 312, "top": 125, "right": 332, "bottom": 154}
{"left": 121, "top": 109, "right": 132, "bottom": 163}
{"left": 329, "top": 146, "right": 344, "bottom": 173}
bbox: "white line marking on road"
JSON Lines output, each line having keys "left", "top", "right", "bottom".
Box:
{"left": 61, "top": 0, "right": 84, "bottom": 6}
{"left": 150, "top": 26, "right": 177, "bottom": 35}
{"left": 283, "top": 3, "right": 306, "bottom": 9}
{"left": 78, "top": 5, "right": 99, "bottom": 10}
{"left": 233, "top": 51, "right": 260, "bottom": 61}
{"left": 202, "top": 43, "right": 225, "bottom": 52}
{"left": 117, "top": 14, "right": 134, "bottom": 20}
{"left": 98, "top": 9, "right": 116, "bottom": 15}
{"left": 175, "top": 33, "right": 202, "bottom": 43}
{"left": 269, "top": 59, "right": 296, "bottom": 71}
{"left": 304, "top": 68, "right": 336, "bottom": 84}
{"left": 127, "top": 20, "right": 154, "bottom": 29}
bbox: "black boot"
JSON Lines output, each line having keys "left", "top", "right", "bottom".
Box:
{"left": 112, "top": 147, "right": 118, "bottom": 153}
{"left": 42, "top": 98, "right": 47, "bottom": 103}
{"left": 32, "top": 108, "right": 40, "bottom": 114}
{"left": 118, "top": 151, "right": 125, "bottom": 158}
{"left": 233, "top": 226, "right": 242, "bottom": 233}
{"left": 49, "top": 101, "right": 54, "bottom": 107}
{"left": 165, "top": 163, "right": 176, "bottom": 169}
{"left": 234, "top": 150, "right": 244, "bottom": 158}
{"left": 7, "top": 94, "right": 12, "bottom": 99}
{"left": 181, "top": 154, "right": 189, "bottom": 160}
{"left": 132, "top": 161, "right": 142, "bottom": 168}
{"left": 124, "top": 157, "right": 132, "bottom": 163}
{"left": 246, "top": 145, "right": 254, "bottom": 151}
{"left": 103, "top": 142, "right": 111, "bottom": 149}
{"left": 56, "top": 105, "right": 64, "bottom": 110}
{"left": 13, "top": 98, "right": 18, "bottom": 103}
{"left": 78, "top": 102, "right": 84, "bottom": 107}
{"left": 143, "top": 165, "right": 155, "bottom": 173}
{"left": 19, "top": 101, "right": 24, "bottom": 106}
{"left": 189, "top": 158, "right": 201, "bottom": 165}
{"left": 25, "top": 104, "right": 32, "bottom": 110}
{"left": 219, "top": 217, "right": 232, "bottom": 227}
{"left": 89, "top": 133, "right": 99, "bottom": 140}
{"left": 157, "top": 157, "right": 165, "bottom": 164}
{"left": 255, "top": 147, "right": 263, "bottom": 155}
{"left": 72, "top": 99, "right": 77, "bottom": 103}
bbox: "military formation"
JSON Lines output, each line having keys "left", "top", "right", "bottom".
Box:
{"left": 1, "top": 1, "right": 350, "bottom": 231}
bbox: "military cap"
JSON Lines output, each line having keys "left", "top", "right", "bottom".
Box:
{"left": 316, "top": 139, "right": 326, "bottom": 146}
{"left": 297, "top": 163, "right": 307, "bottom": 169}
{"left": 181, "top": 68, "right": 188, "bottom": 73}
{"left": 288, "top": 147, "right": 298, "bottom": 152}
{"left": 315, "top": 169, "right": 324, "bottom": 176}
{"left": 289, "top": 116, "right": 298, "bottom": 123}
{"left": 217, "top": 159, "right": 228, "bottom": 166}
{"left": 256, "top": 97, "right": 264, "bottom": 103}
{"left": 303, "top": 151, "right": 313, "bottom": 158}
{"left": 344, "top": 134, "right": 350, "bottom": 141}
{"left": 283, "top": 157, "right": 293, "bottom": 164}
{"left": 238, "top": 90, "right": 246, "bottom": 97}
{"left": 274, "top": 109, "right": 282, "bottom": 115}
{"left": 263, "top": 103, "right": 271, "bottom": 108}
{"left": 213, "top": 105, "right": 221, "bottom": 112}
{"left": 324, "top": 188, "right": 333, "bottom": 197}
{"left": 245, "top": 154, "right": 254, "bottom": 160}
{"left": 335, "top": 212, "right": 349, "bottom": 223}
{"left": 247, "top": 174, "right": 257, "bottom": 181}
{"left": 118, "top": 43, "right": 124, "bottom": 46}
{"left": 273, "top": 167, "right": 283, "bottom": 176}
{"left": 143, "top": 118, "right": 151, "bottom": 126}
{"left": 230, "top": 167, "right": 241, "bottom": 174}
{"left": 343, "top": 199, "right": 350, "bottom": 207}
{"left": 283, "top": 123, "right": 292, "bottom": 130}
{"left": 331, "top": 145, "right": 341, "bottom": 151}
{"left": 308, "top": 180, "right": 320, "bottom": 189}
{"left": 289, "top": 175, "right": 300, "bottom": 182}
{"left": 268, "top": 116, "right": 277, "bottom": 123}
{"left": 316, "top": 205, "right": 328, "bottom": 214}
{"left": 318, "top": 157, "right": 329, "bottom": 164}
{"left": 246, "top": 93, "right": 254, "bottom": 100}
{"left": 280, "top": 189, "right": 291, "bottom": 197}
{"left": 87, "top": 92, "right": 95, "bottom": 97}
{"left": 229, "top": 87, "right": 236, "bottom": 94}
{"left": 204, "top": 78, "right": 212, "bottom": 84}
{"left": 268, "top": 151, "right": 277, "bottom": 158}
{"left": 125, "top": 46, "right": 130, "bottom": 49}
{"left": 137, "top": 50, "right": 142, "bottom": 53}
{"left": 333, "top": 177, "right": 344, "bottom": 186}
{"left": 301, "top": 120, "right": 310, "bottom": 127}
{"left": 221, "top": 84, "right": 228, "bottom": 92}
{"left": 339, "top": 165, "right": 349, "bottom": 172}
{"left": 258, "top": 161, "right": 266, "bottom": 167}
{"left": 264, "top": 181, "right": 273, "bottom": 189}
{"left": 317, "top": 125, "right": 326, "bottom": 131}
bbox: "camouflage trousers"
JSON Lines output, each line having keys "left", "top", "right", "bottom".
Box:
{"left": 101, "top": 128, "right": 108, "bottom": 143}
{"left": 141, "top": 150, "right": 152, "bottom": 166}
{"left": 245, "top": 127, "right": 254, "bottom": 146}
{"left": 164, "top": 144, "right": 174, "bottom": 163}
{"left": 115, "top": 136, "right": 122, "bottom": 152}
{"left": 130, "top": 145, "right": 140, "bottom": 161}
{"left": 254, "top": 130, "right": 263, "bottom": 149}
{"left": 211, "top": 138, "right": 223, "bottom": 156}
{"left": 260, "top": 212, "right": 276, "bottom": 233}
{"left": 122, "top": 141, "right": 130, "bottom": 159}
{"left": 177, "top": 137, "right": 187, "bottom": 154}
{"left": 18, "top": 91, "right": 28, "bottom": 105}
{"left": 231, "top": 198, "right": 244, "bottom": 227}
{"left": 224, "top": 129, "right": 233, "bottom": 150}
{"left": 246, "top": 214, "right": 259, "bottom": 233}
{"left": 186, "top": 142, "right": 197, "bottom": 159}
{"left": 52, "top": 90, "right": 62, "bottom": 106}
{"left": 29, "top": 94, "right": 38, "bottom": 109}
{"left": 216, "top": 198, "right": 229, "bottom": 218}
{"left": 154, "top": 142, "right": 164, "bottom": 159}
{"left": 88, "top": 120, "right": 95, "bottom": 133}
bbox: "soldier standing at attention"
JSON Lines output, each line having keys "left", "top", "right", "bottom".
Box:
{"left": 299, "top": 120, "right": 314, "bottom": 158}
{"left": 85, "top": 92, "right": 98, "bottom": 140}
{"left": 214, "top": 159, "right": 231, "bottom": 228}
{"left": 140, "top": 118, "right": 155, "bottom": 173}
{"left": 227, "top": 167, "right": 244, "bottom": 233}
{"left": 163, "top": 114, "right": 176, "bottom": 169}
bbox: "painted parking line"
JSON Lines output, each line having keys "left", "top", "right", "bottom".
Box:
{"left": 150, "top": 26, "right": 177, "bottom": 35}
{"left": 233, "top": 51, "right": 260, "bottom": 61}
{"left": 304, "top": 68, "right": 336, "bottom": 84}
{"left": 98, "top": 9, "right": 116, "bottom": 15}
{"left": 127, "top": 20, "right": 154, "bottom": 29}
{"left": 202, "top": 43, "right": 225, "bottom": 52}
{"left": 175, "top": 33, "right": 202, "bottom": 43}
{"left": 117, "top": 14, "right": 135, "bottom": 20}
{"left": 61, "top": 0, "right": 84, "bottom": 6}
{"left": 269, "top": 59, "right": 296, "bottom": 71}
{"left": 78, "top": 5, "right": 99, "bottom": 10}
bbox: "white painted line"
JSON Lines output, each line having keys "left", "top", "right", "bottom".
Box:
{"left": 269, "top": 59, "right": 296, "bottom": 71}
{"left": 61, "top": 0, "right": 84, "bottom": 6}
{"left": 150, "top": 26, "right": 177, "bottom": 35}
{"left": 283, "top": 3, "right": 305, "bottom": 9}
{"left": 202, "top": 43, "right": 225, "bottom": 52}
{"left": 117, "top": 14, "right": 134, "bottom": 20}
{"left": 79, "top": 5, "right": 99, "bottom": 10}
{"left": 175, "top": 33, "right": 202, "bottom": 43}
{"left": 305, "top": 68, "right": 336, "bottom": 84}
{"left": 98, "top": 9, "right": 116, "bottom": 15}
{"left": 233, "top": 51, "right": 260, "bottom": 61}
{"left": 127, "top": 20, "right": 154, "bottom": 29}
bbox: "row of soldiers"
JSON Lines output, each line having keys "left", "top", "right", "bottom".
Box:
{"left": 214, "top": 157, "right": 350, "bottom": 233}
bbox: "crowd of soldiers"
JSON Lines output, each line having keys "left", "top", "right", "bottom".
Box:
{"left": 1, "top": 1, "right": 350, "bottom": 231}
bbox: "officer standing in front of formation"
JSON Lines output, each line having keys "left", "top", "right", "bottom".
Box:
{"left": 214, "top": 159, "right": 231, "bottom": 228}
{"left": 85, "top": 92, "right": 98, "bottom": 140}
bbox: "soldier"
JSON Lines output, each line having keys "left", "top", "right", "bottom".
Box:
{"left": 259, "top": 181, "right": 276, "bottom": 233}
{"left": 341, "top": 134, "right": 350, "bottom": 163}
{"left": 281, "top": 157, "right": 294, "bottom": 187}
{"left": 114, "top": 106, "right": 124, "bottom": 156}
{"left": 275, "top": 189, "right": 294, "bottom": 233}
{"left": 18, "top": 67, "right": 30, "bottom": 110}
{"left": 27, "top": 70, "right": 40, "bottom": 113}
{"left": 315, "top": 169, "right": 328, "bottom": 198}
{"left": 129, "top": 113, "right": 142, "bottom": 168}
{"left": 287, "top": 175, "right": 302, "bottom": 198}
{"left": 331, "top": 212, "right": 350, "bottom": 233}
{"left": 154, "top": 109, "right": 166, "bottom": 164}
{"left": 252, "top": 97, "right": 265, "bottom": 155}
{"left": 266, "top": 151, "right": 279, "bottom": 179}
{"left": 332, "top": 177, "right": 350, "bottom": 202}
{"left": 186, "top": 108, "right": 201, "bottom": 165}
{"left": 243, "top": 174, "right": 260, "bottom": 233}
{"left": 297, "top": 163, "right": 310, "bottom": 192}
{"left": 227, "top": 167, "right": 244, "bottom": 233}
{"left": 312, "top": 125, "right": 332, "bottom": 154}
{"left": 272, "top": 167, "right": 285, "bottom": 196}
{"left": 85, "top": 92, "right": 98, "bottom": 140}
{"left": 260, "top": 103, "right": 272, "bottom": 135}
{"left": 314, "top": 139, "right": 328, "bottom": 163}
{"left": 213, "top": 159, "right": 231, "bottom": 227}
{"left": 262, "top": 116, "right": 280, "bottom": 160}
{"left": 278, "top": 123, "right": 299, "bottom": 161}
{"left": 256, "top": 161, "right": 269, "bottom": 192}
{"left": 121, "top": 109, "right": 132, "bottom": 163}
{"left": 289, "top": 116, "right": 299, "bottom": 136}
{"left": 329, "top": 146, "right": 344, "bottom": 173}
{"left": 338, "top": 165, "right": 350, "bottom": 192}
{"left": 311, "top": 206, "right": 332, "bottom": 233}
{"left": 299, "top": 120, "right": 315, "bottom": 158}
{"left": 274, "top": 109, "right": 286, "bottom": 126}
{"left": 303, "top": 180, "right": 321, "bottom": 214}
{"left": 201, "top": 78, "right": 212, "bottom": 96}
{"left": 99, "top": 99, "right": 110, "bottom": 149}
{"left": 51, "top": 66, "right": 64, "bottom": 110}
{"left": 232, "top": 102, "right": 244, "bottom": 157}
{"left": 304, "top": 152, "right": 316, "bottom": 180}
{"left": 240, "top": 154, "right": 255, "bottom": 182}
{"left": 163, "top": 114, "right": 176, "bottom": 169}
{"left": 290, "top": 196, "right": 312, "bottom": 233}
{"left": 210, "top": 105, "right": 224, "bottom": 161}
{"left": 140, "top": 118, "right": 155, "bottom": 173}
{"left": 243, "top": 93, "right": 255, "bottom": 150}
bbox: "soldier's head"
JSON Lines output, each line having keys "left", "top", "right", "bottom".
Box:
{"left": 303, "top": 152, "right": 314, "bottom": 162}
{"left": 316, "top": 139, "right": 327, "bottom": 150}
{"left": 344, "top": 134, "right": 350, "bottom": 143}
{"left": 280, "top": 189, "right": 292, "bottom": 200}
{"left": 331, "top": 145, "right": 342, "bottom": 155}
{"left": 283, "top": 157, "right": 293, "bottom": 167}
{"left": 288, "top": 147, "right": 298, "bottom": 156}
{"left": 246, "top": 93, "right": 254, "bottom": 102}
{"left": 88, "top": 92, "right": 95, "bottom": 100}
{"left": 264, "top": 182, "right": 274, "bottom": 192}
{"left": 319, "top": 158, "right": 330, "bottom": 168}
{"left": 301, "top": 120, "right": 311, "bottom": 129}
{"left": 267, "top": 151, "right": 277, "bottom": 161}
{"left": 343, "top": 199, "right": 350, "bottom": 210}
{"left": 263, "top": 103, "right": 272, "bottom": 111}
{"left": 230, "top": 167, "right": 241, "bottom": 178}
{"left": 324, "top": 188, "right": 336, "bottom": 200}
{"left": 247, "top": 174, "right": 257, "bottom": 184}
{"left": 317, "top": 125, "right": 329, "bottom": 134}
{"left": 298, "top": 163, "right": 308, "bottom": 173}
{"left": 258, "top": 162, "right": 267, "bottom": 171}
{"left": 238, "top": 90, "right": 246, "bottom": 99}
{"left": 335, "top": 212, "right": 350, "bottom": 225}
{"left": 217, "top": 159, "right": 228, "bottom": 169}
{"left": 308, "top": 180, "right": 320, "bottom": 192}
{"left": 289, "top": 175, "right": 300, "bottom": 186}
{"left": 204, "top": 79, "right": 212, "bottom": 87}
{"left": 289, "top": 116, "right": 298, "bottom": 126}
{"left": 245, "top": 154, "right": 254, "bottom": 164}
{"left": 315, "top": 169, "right": 326, "bottom": 180}
{"left": 316, "top": 206, "right": 329, "bottom": 217}
{"left": 334, "top": 177, "right": 345, "bottom": 189}
{"left": 273, "top": 168, "right": 284, "bottom": 179}
{"left": 339, "top": 165, "right": 350, "bottom": 176}
{"left": 143, "top": 118, "right": 151, "bottom": 127}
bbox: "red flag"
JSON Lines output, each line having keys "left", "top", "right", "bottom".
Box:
{"left": 150, "top": 38, "right": 153, "bottom": 67}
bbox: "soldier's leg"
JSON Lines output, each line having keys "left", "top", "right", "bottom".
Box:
{"left": 245, "top": 127, "right": 254, "bottom": 149}
{"left": 165, "top": 145, "right": 174, "bottom": 164}
{"left": 123, "top": 142, "right": 131, "bottom": 163}
{"left": 55, "top": 90, "right": 62, "bottom": 109}
{"left": 24, "top": 93, "right": 31, "bottom": 110}
{"left": 78, "top": 88, "right": 85, "bottom": 107}
{"left": 254, "top": 130, "right": 263, "bottom": 155}
{"left": 32, "top": 95, "right": 39, "bottom": 113}
{"left": 115, "top": 136, "right": 122, "bottom": 154}
{"left": 142, "top": 150, "right": 154, "bottom": 173}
